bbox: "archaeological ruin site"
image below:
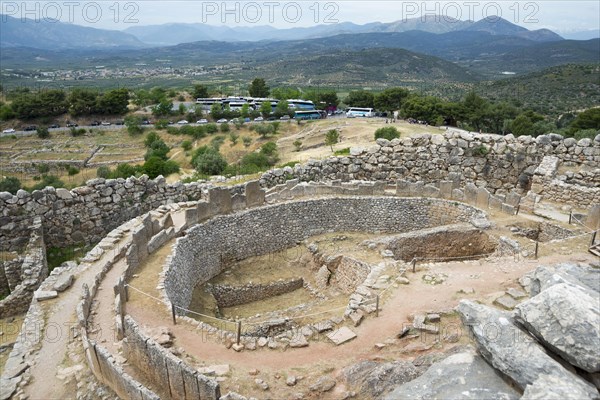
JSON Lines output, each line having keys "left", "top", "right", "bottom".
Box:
{"left": 1, "top": 131, "right": 599, "bottom": 400}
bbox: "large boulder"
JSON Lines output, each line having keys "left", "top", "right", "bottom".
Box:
{"left": 384, "top": 348, "right": 520, "bottom": 400}
{"left": 514, "top": 283, "right": 600, "bottom": 373}
{"left": 457, "top": 300, "right": 598, "bottom": 398}
{"left": 521, "top": 374, "right": 599, "bottom": 400}
{"left": 529, "top": 263, "right": 600, "bottom": 297}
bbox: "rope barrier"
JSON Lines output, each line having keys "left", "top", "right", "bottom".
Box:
{"left": 571, "top": 214, "right": 595, "bottom": 233}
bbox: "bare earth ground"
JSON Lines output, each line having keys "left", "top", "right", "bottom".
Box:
{"left": 124, "top": 207, "right": 597, "bottom": 399}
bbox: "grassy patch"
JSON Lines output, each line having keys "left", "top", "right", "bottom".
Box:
{"left": 46, "top": 244, "right": 90, "bottom": 273}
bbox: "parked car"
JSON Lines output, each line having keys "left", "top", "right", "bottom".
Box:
{"left": 196, "top": 119, "right": 208, "bottom": 124}
{"left": 168, "top": 121, "right": 174, "bottom": 125}
{"left": 254, "top": 117, "right": 264, "bottom": 122}
{"left": 216, "top": 118, "right": 228, "bottom": 123}
{"left": 244, "top": 117, "right": 251, "bottom": 123}
{"left": 66, "top": 122, "right": 78, "bottom": 127}
{"left": 141, "top": 120, "right": 152, "bottom": 125}
{"left": 267, "top": 117, "right": 277, "bottom": 121}
{"left": 280, "top": 115, "right": 291, "bottom": 120}
{"left": 177, "top": 120, "right": 189, "bottom": 125}
{"left": 24, "top": 125, "right": 37, "bottom": 131}
{"left": 49, "top": 124, "right": 60, "bottom": 129}
{"left": 90, "top": 121, "right": 101, "bottom": 126}
{"left": 101, "top": 121, "right": 111, "bottom": 126}
{"left": 114, "top": 121, "right": 124, "bottom": 126}
{"left": 2, "top": 128, "right": 16, "bottom": 134}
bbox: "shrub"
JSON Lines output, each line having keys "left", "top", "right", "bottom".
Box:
{"left": 242, "top": 136, "right": 252, "bottom": 147}
{"left": 293, "top": 140, "right": 302, "bottom": 152}
{"left": 472, "top": 145, "right": 489, "bottom": 157}
{"left": 0, "top": 176, "right": 21, "bottom": 194}
{"left": 254, "top": 123, "right": 274, "bottom": 138}
{"left": 229, "top": 132, "right": 239, "bottom": 146}
{"left": 374, "top": 126, "right": 400, "bottom": 140}
{"left": 192, "top": 146, "right": 227, "bottom": 175}
{"left": 206, "top": 123, "right": 218, "bottom": 134}
{"left": 220, "top": 122, "right": 230, "bottom": 133}
{"left": 181, "top": 140, "right": 192, "bottom": 151}
{"left": 334, "top": 147, "right": 350, "bottom": 156}
{"left": 36, "top": 126, "right": 50, "bottom": 139}
{"left": 29, "top": 175, "right": 64, "bottom": 191}
{"left": 66, "top": 165, "right": 80, "bottom": 176}
{"left": 143, "top": 156, "right": 180, "bottom": 178}
{"left": 210, "top": 135, "right": 225, "bottom": 150}
{"left": 37, "top": 164, "right": 50, "bottom": 174}
{"left": 325, "top": 129, "right": 339, "bottom": 152}
{"left": 96, "top": 165, "right": 111, "bottom": 178}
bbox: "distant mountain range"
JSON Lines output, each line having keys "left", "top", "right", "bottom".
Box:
{"left": 1, "top": 14, "right": 565, "bottom": 50}
{"left": 0, "top": 15, "right": 145, "bottom": 49}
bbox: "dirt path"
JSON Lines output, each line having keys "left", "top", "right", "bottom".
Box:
{"left": 127, "top": 250, "right": 596, "bottom": 370}
{"left": 22, "top": 233, "right": 133, "bottom": 399}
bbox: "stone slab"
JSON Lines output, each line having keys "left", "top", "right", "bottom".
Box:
{"left": 326, "top": 327, "right": 357, "bottom": 345}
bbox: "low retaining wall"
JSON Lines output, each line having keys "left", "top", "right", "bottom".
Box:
{"left": 210, "top": 278, "right": 304, "bottom": 308}
{"left": 123, "top": 316, "right": 221, "bottom": 400}
{"left": 165, "top": 197, "right": 484, "bottom": 312}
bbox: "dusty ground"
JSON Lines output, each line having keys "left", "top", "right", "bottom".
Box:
{"left": 125, "top": 209, "right": 596, "bottom": 400}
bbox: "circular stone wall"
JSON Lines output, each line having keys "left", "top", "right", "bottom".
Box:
{"left": 165, "top": 197, "right": 485, "bottom": 312}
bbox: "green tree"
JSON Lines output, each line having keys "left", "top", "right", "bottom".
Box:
{"left": 325, "top": 129, "right": 339, "bottom": 152}
{"left": 229, "top": 132, "right": 239, "bottom": 146}
{"left": 400, "top": 95, "right": 444, "bottom": 123}
{"left": 192, "top": 146, "right": 227, "bottom": 175}
{"left": 210, "top": 102, "right": 223, "bottom": 120}
{"left": 220, "top": 122, "right": 230, "bottom": 133}
{"left": 240, "top": 103, "right": 250, "bottom": 118}
{"left": 570, "top": 108, "right": 600, "bottom": 134}
{"left": 152, "top": 100, "right": 173, "bottom": 117}
{"left": 36, "top": 126, "right": 50, "bottom": 139}
{"left": 274, "top": 100, "right": 289, "bottom": 118}
{"left": 462, "top": 92, "right": 490, "bottom": 131}
{"left": 181, "top": 140, "right": 192, "bottom": 151}
{"left": 0, "top": 177, "right": 21, "bottom": 194}
{"left": 143, "top": 156, "right": 180, "bottom": 179}
{"left": 260, "top": 101, "right": 272, "bottom": 118}
{"left": 271, "top": 121, "right": 281, "bottom": 135}
{"left": 68, "top": 88, "right": 99, "bottom": 116}
{"left": 97, "top": 88, "right": 129, "bottom": 115}
{"left": 271, "top": 87, "right": 302, "bottom": 100}
{"left": 124, "top": 115, "right": 144, "bottom": 135}
{"left": 344, "top": 91, "right": 375, "bottom": 108}
{"left": 374, "top": 88, "right": 409, "bottom": 113}
{"left": 255, "top": 123, "right": 274, "bottom": 138}
{"left": 248, "top": 78, "right": 270, "bottom": 98}
{"left": 192, "top": 84, "right": 209, "bottom": 99}
{"left": 242, "top": 136, "right": 252, "bottom": 147}
{"left": 374, "top": 126, "right": 400, "bottom": 140}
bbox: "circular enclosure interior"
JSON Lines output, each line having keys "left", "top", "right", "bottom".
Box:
{"left": 164, "top": 197, "right": 486, "bottom": 314}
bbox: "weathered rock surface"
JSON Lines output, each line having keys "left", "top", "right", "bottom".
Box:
{"left": 384, "top": 348, "right": 520, "bottom": 400}
{"left": 514, "top": 283, "right": 600, "bottom": 373}
{"left": 344, "top": 359, "right": 420, "bottom": 398}
{"left": 530, "top": 263, "right": 600, "bottom": 298}
{"left": 521, "top": 374, "right": 600, "bottom": 400}
{"left": 457, "top": 300, "right": 597, "bottom": 397}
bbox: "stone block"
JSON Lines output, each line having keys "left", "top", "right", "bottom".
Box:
{"left": 464, "top": 183, "right": 478, "bottom": 204}
{"left": 208, "top": 187, "right": 232, "bottom": 215}
{"left": 501, "top": 204, "right": 516, "bottom": 215}
{"left": 439, "top": 181, "right": 453, "bottom": 198}
{"left": 451, "top": 189, "right": 464, "bottom": 201}
{"left": 326, "top": 327, "right": 357, "bottom": 345}
{"left": 505, "top": 191, "right": 521, "bottom": 207}
{"left": 409, "top": 181, "right": 425, "bottom": 196}
{"left": 184, "top": 207, "right": 198, "bottom": 227}
{"left": 231, "top": 194, "right": 246, "bottom": 211}
{"left": 396, "top": 180, "right": 410, "bottom": 196}
{"left": 422, "top": 185, "right": 441, "bottom": 198}
{"left": 196, "top": 201, "right": 212, "bottom": 222}
{"left": 488, "top": 196, "right": 503, "bottom": 210}
{"left": 245, "top": 181, "right": 265, "bottom": 208}
{"left": 476, "top": 187, "right": 490, "bottom": 209}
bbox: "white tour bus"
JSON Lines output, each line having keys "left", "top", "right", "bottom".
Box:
{"left": 346, "top": 107, "right": 375, "bottom": 118}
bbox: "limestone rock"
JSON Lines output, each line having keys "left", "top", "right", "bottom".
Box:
{"left": 34, "top": 290, "right": 58, "bottom": 301}
{"left": 309, "top": 376, "right": 336, "bottom": 392}
{"left": 53, "top": 273, "right": 74, "bottom": 292}
{"left": 344, "top": 360, "right": 419, "bottom": 398}
{"left": 457, "top": 300, "right": 597, "bottom": 396}
{"left": 530, "top": 263, "right": 600, "bottom": 297}
{"left": 514, "top": 283, "right": 600, "bottom": 373}
{"left": 384, "top": 349, "right": 519, "bottom": 400}
{"left": 326, "top": 327, "right": 357, "bottom": 345}
{"left": 0, "top": 377, "right": 17, "bottom": 400}
{"left": 521, "top": 374, "right": 600, "bottom": 400}
{"left": 493, "top": 294, "right": 518, "bottom": 310}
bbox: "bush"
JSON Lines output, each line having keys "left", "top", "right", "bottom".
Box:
{"left": 220, "top": 122, "right": 230, "bottom": 133}
{"left": 29, "top": 175, "right": 64, "bottom": 191}
{"left": 0, "top": 176, "right": 21, "bottom": 194}
{"left": 573, "top": 129, "right": 599, "bottom": 140}
{"left": 334, "top": 147, "right": 350, "bottom": 156}
{"left": 242, "top": 136, "right": 252, "bottom": 147}
{"left": 210, "top": 135, "right": 225, "bottom": 150}
{"left": 206, "top": 123, "right": 218, "bottom": 134}
{"left": 37, "top": 164, "right": 50, "bottom": 174}
{"left": 193, "top": 147, "right": 227, "bottom": 175}
{"left": 374, "top": 126, "right": 400, "bottom": 140}
{"left": 36, "top": 126, "right": 50, "bottom": 139}
{"left": 293, "top": 140, "right": 302, "bottom": 152}
{"left": 66, "top": 165, "right": 80, "bottom": 176}
{"left": 96, "top": 165, "right": 111, "bottom": 178}
{"left": 472, "top": 145, "right": 489, "bottom": 157}
{"left": 143, "top": 156, "right": 180, "bottom": 179}
{"left": 70, "top": 127, "right": 85, "bottom": 137}
{"left": 181, "top": 140, "right": 192, "bottom": 151}
{"left": 229, "top": 132, "right": 239, "bottom": 146}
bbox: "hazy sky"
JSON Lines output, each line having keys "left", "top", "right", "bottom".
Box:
{"left": 3, "top": 1, "right": 599, "bottom": 33}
